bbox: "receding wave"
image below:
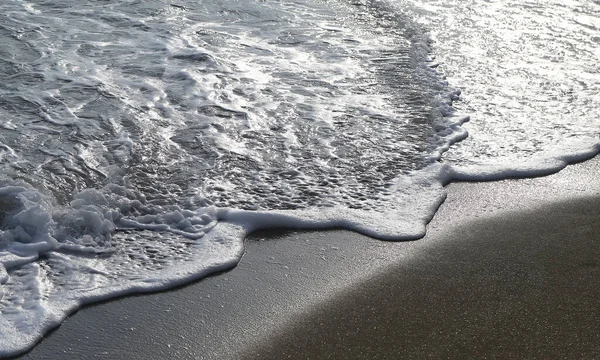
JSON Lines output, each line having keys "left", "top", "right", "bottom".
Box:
{"left": 0, "top": 0, "right": 599, "bottom": 356}
{"left": 0, "top": 0, "right": 465, "bottom": 355}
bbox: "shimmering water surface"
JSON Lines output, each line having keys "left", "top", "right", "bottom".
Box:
{"left": 407, "top": 0, "right": 600, "bottom": 174}
{"left": 0, "top": 0, "right": 598, "bottom": 356}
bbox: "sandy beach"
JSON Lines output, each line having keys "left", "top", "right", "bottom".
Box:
{"left": 13, "top": 156, "right": 600, "bottom": 360}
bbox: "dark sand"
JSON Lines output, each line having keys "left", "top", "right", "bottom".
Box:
{"left": 14, "top": 157, "right": 600, "bottom": 360}
{"left": 244, "top": 196, "right": 600, "bottom": 359}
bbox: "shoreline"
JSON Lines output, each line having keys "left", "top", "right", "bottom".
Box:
{"left": 13, "top": 155, "right": 600, "bottom": 359}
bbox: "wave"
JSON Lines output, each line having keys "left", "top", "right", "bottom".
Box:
{"left": 0, "top": 0, "right": 599, "bottom": 356}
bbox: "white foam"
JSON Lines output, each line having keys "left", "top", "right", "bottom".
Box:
{"left": 0, "top": 185, "right": 241, "bottom": 356}
{"left": 451, "top": 140, "right": 600, "bottom": 182}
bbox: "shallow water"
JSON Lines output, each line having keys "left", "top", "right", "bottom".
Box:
{"left": 0, "top": 0, "right": 598, "bottom": 356}
{"left": 405, "top": 0, "right": 600, "bottom": 175}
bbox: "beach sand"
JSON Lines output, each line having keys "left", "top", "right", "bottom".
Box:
{"left": 244, "top": 195, "right": 600, "bottom": 359}
{"left": 14, "top": 156, "right": 600, "bottom": 360}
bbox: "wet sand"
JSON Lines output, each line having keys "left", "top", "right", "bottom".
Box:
{"left": 244, "top": 196, "right": 600, "bottom": 359}
{"left": 14, "top": 157, "right": 600, "bottom": 360}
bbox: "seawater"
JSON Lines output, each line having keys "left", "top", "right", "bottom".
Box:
{"left": 0, "top": 0, "right": 598, "bottom": 356}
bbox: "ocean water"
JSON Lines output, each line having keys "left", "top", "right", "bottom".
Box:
{"left": 0, "top": 0, "right": 598, "bottom": 356}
